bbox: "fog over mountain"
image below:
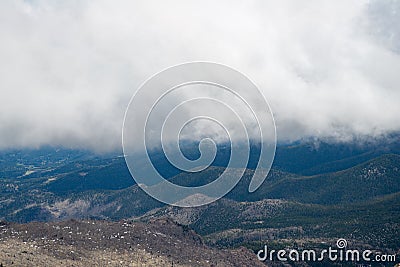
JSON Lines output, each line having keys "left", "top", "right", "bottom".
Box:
{"left": 1, "top": 0, "right": 399, "bottom": 152}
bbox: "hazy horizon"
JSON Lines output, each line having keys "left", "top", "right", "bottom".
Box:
{"left": 1, "top": 0, "right": 400, "bottom": 152}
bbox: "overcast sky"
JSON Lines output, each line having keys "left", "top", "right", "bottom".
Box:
{"left": 1, "top": 0, "right": 399, "bottom": 152}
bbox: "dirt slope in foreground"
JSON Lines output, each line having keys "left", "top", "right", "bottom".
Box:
{"left": 0, "top": 219, "right": 263, "bottom": 267}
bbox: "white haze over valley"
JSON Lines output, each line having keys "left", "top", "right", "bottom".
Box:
{"left": 1, "top": 0, "right": 400, "bottom": 152}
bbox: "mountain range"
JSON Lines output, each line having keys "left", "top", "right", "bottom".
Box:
{"left": 0, "top": 137, "right": 399, "bottom": 266}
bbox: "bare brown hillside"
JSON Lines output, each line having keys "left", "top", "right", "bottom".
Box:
{"left": 0, "top": 219, "right": 263, "bottom": 267}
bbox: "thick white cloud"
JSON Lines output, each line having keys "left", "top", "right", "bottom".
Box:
{"left": 0, "top": 0, "right": 399, "bottom": 151}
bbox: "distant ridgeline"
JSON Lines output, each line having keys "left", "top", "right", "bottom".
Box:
{"left": 0, "top": 135, "right": 399, "bottom": 252}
